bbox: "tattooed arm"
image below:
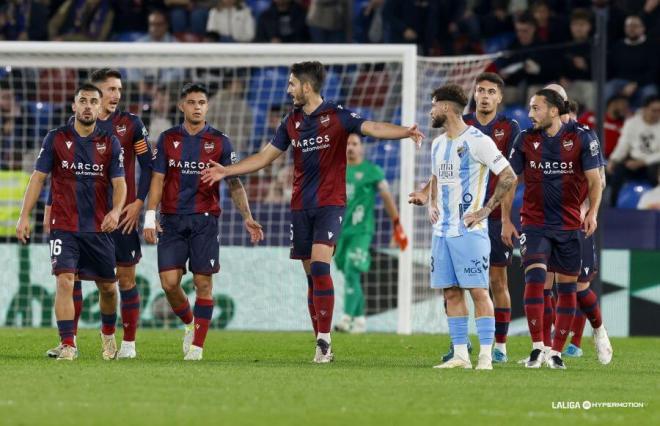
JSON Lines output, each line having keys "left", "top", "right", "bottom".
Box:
{"left": 463, "top": 167, "right": 517, "bottom": 228}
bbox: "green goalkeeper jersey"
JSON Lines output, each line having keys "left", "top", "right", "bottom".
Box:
{"left": 343, "top": 160, "right": 385, "bottom": 237}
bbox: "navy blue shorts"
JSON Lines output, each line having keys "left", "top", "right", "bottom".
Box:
{"left": 488, "top": 219, "right": 513, "bottom": 267}
{"left": 290, "top": 206, "right": 346, "bottom": 260}
{"left": 112, "top": 229, "right": 142, "bottom": 267}
{"left": 578, "top": 231, "right": 598, "bottom": 283}
{"left": 520, "top": 226, "right": 582, "bottom": 276}
{"left": 157, "top": 213, "right": 220, "bottom": 275}
{"left": 49, "top": 230, "right": 116, "bottom": 282}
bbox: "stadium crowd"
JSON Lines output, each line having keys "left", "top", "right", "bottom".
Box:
{"left": 1, "top": 0, "right": 659, "bottom": 209}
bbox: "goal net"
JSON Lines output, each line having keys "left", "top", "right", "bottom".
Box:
{"left": 0, "top": 42, "right": 419, "bottom": 332}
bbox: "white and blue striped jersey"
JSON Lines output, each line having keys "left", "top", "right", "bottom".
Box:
{"left": 431, "top": 125, "right": 510, "bottom": 237}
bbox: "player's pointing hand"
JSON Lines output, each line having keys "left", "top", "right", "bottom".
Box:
{"left": 407, "top": 124, "right": 425, "bottom": 148}
{"left": 201, "top": 160, "right": 227, "bottom": 186}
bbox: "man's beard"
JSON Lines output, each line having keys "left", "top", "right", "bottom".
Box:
{"left": 431, "top": 115, "right": 446, "bottom": 128}
{"left": 533, "top": 118, "right": 551, "bottom": 130}
{"left": 77, "top": 114, "right": 95, "bottom": 126}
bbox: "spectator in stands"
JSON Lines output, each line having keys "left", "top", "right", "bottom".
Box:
{"left": 206, "top": 0, "right": 255, "bottom": 42}
{"left": 0, "top": 81, "right": 38, "bottom": 170}
{"left": 530, "top": 0, "right": 567, "bottom": 43}
{"left": 637, "top": 170, "right": 660, "bottom": 209}
{"left": 129, "top": 11, "right": 185, "bottom": 90}
{"left": 137, "top": 8, "right": 176, "bottom": 42}
{"left": 579, "top": 94, "right": 630, "bottom": 159}
{"left": 382, "top": 0, "right": 440, "bottom": 55}
{"left": 165, "top": 0, "right": 213, "bottom": 36}
{"left": 48, "top": 0, "right": 114, "bottom": 41}
{"left": 606, "top": 15, "right": 659, "bottom": 107}
{"left": 498, "top": 11, "right": 559, "bottom": 104}
{"left": 255, "top": 0, "right": 308, "bottom": 43}
{"left": 560, "top": 8, "right": 594, "bottom": 109}
{"left": 0, "top": 0, "right": 50, "bottom": 41}
{"left": 145, "top": 84, "right": 175, "bottom": 140}
{"left": 306, "top": 0, "right": 351, "bottom": 43}
{"left": 207, "top": 72, "right": 254, "bottom": 152}
{"left": 607, "top": 95, "right": 660, "bottom": 206}
{"left": 355, "top": 0, "right": 385, "bottom": 43}
{"left": 474, "top": 0, "right": 514, "bottom": 39}
{"left": 110, "top": 0, "right": 160, "bottom": 36}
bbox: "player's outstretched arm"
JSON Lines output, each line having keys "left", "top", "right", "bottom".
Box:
{"left": 408, "top": 177, "right": 432, "bottom": 206}
{"left": 144, "top": 171, "right": 165, "bottom": 244}
{"left": 227, "top": 177, "right": 264, "bottom": 244}
{"left": 101, "top": 177, "right": 127, "bottom": 233}
{"left": 464, "top": 166, "right": 517, "bottom": 229}
{"left": 361, "top": 121, "right": 425, "bottom": 147}
{"left": 379, "top": 181, "right": 408, "bottom": 250}
{"left": 583, "top": 168, "right": 602, "bottom": 237}
{"left": 16, "top": 171, "right": 48, "bottom": 244}
{"left": 201, "top": 144, "right": 283, "bottom": 185}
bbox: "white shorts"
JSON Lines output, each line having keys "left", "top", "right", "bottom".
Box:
{"left": 430, "top": 230, "right": 491, "bottom": 289}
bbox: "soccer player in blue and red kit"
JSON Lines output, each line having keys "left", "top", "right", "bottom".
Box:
{"left": 143, "top": 83, "right": 264, "bottom": 361}
{"left": 44, "top": 69, "right": 153, "bottom": 360}
{"left": 16, "top": 83, "right": 127, "bottom": 361}
{"left": 506, "top": 89, "right": 603, "bottom": 369}
{"left": 201, "top": 61, "right": 424, "bottom": 363}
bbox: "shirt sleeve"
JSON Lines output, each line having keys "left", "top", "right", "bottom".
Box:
{"left": 109, "top": 135, "right": 125, "bottom": 179}
{"left": 508, "top": 133, "right": 525, "bottom": 175}
{"left": 132, "top": 116, "right": 153, "bottom": 201}
{"left": 431, "top": 140, "right": 438, "bottom": 177}
{"left": 35, "top": 131, "right": 55, "bottom": 174}
{"left": 373, "top": 164, "right": 386, "bottom": 189}
{"left": 472, "top": 135, "right": 510, "bottom": 175}
{"left": 153, "top": 133, "right": 167, "bottom": 174}
{"left": 580, "top": 130, "right": 602, "bottom": 171}
{"left": 609, "top": 119, "right": 632, "bottom": 163}
{"left": 220, "top": 136, "right": 237, "bottom": 167}
{"left": 270, "top": 116, "right": 291, "bottom": 151}
{"left": 337, "top": 107, "right": 366, "bottom": 135}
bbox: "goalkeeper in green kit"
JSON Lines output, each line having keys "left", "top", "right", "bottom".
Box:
{"left": 334, "top": 134, "right": 408, "bottom": 333}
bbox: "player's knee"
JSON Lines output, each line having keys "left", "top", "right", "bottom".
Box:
{"left": 443, "top": 287, "right": 462, "bottom": 304}
{"left": 97, "top": 282, "right": 117, "bottom": 298}
{"left": 56, "top": 274, "right": 75, "bottom": 291}
{"left": 160, "top": 279, "right": 179, "bottom": 294}
{"left": 193, "top": 275, "right": 213, "bottom": 295}
{"left": 489, "top": 272, "right": 508, "bottom": 294}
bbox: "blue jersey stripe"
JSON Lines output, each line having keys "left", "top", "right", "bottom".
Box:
{"left": 440, "top": 141, "right": 453, "bottom": 236}
{"left": 301, "top": 116, "right": 321, "bottom": 208}
{"left": 459, "top": 141, "right": 471, "bottom": 233}
{"left": 177, "top": 132, "right": 200, "bottom": 214}
{"left": 77, "top": 139, "right": 95, "bottom": 231}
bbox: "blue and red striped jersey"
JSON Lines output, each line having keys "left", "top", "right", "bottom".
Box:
{"left": 153, "top": 124, "right": 236, "bottom": 216}
{"left": 509, "top": 120, "right": 602, "bottom": 230}
{"left": 270, "top": 101, "right": 365, "bottom": 210}
{"left": 97, "top": 109, "right": 152, "bottom": 204}
{"left": 35, "top": 124, "right": 124, "bottom": 232}
{"left": 463, "top": 112, "right": 521, "bottom": 220}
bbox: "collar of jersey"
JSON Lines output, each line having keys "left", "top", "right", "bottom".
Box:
{"left": 68, "top": 123, "right": 99, "bottom": 140}
{"left": 541, "top": 122, "right": 567, "bottom": 139}
{"left": 180, "top": 123, "right": 209, "bottom": 137}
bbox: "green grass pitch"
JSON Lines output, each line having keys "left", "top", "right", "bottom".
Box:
{"left": 0, "top": 328, "right": 658, "bottom": 425}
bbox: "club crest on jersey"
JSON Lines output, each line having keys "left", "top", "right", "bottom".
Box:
{"left": 173, "top": 141, "right": 180, "bottom": 149}
{"left": 562, "top": 139, "right": 574, "bottom": 151}
{"left": 494, "top": 128, "right": 505, "bottom": 140}
{"left": 204, "top": 141, "right": 214, "bottom": 153}
{"left": 457, "top": 145, "right": 465, "bottom": 157}
{"left": 115, "top": 124, "right": 127, "bottom": 136}
{"left": 320, "top": 114, "right": 330, "bottom": 127}
{"left": 65, "top": 140, "right": 73, "bottom": 150}
{"left": 96, "top": 142, "right": 106, "bottom": 154}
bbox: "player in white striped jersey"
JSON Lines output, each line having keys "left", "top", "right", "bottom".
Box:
{"left": 425, "top": 85, "right": 517, "bottom": 370}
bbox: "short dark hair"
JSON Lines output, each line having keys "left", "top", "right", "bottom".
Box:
{"left": 75, "top": 83, "right": 102, "bottom": 99}
{"left": 567, "top": 99, "right": 579, "bottom": 115}
{"left": 516, "top": 11, "right": 537, "bottom": 27}
{"left": 570, "top": 8, "right": 592, "bottom": 23}
{"left": 535, "top": 88, "right": 568, "bottom": 114}
{"left": 475, "top": 72, "right": 504, "bottom": 91}
{"left": 606, "top": 94, "right": 628, "bottom": 106}
{"left": 179, "top": 82, "right": 209, "bottom": 99}
{"left": 431, "top": 84, "right": 468, "bottom": 111}
{"left": 642, "top": 94, "right": 660, "bottom": 107}
{"left": 90, "top": 68, "right": 122, "bottom": 84}
{"left": 290, "top": 61, "right": 325, "bottom": 93}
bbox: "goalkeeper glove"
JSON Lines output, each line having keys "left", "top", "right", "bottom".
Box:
{"left": 392, "top": 217, "right": 408, "bottom": 251}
